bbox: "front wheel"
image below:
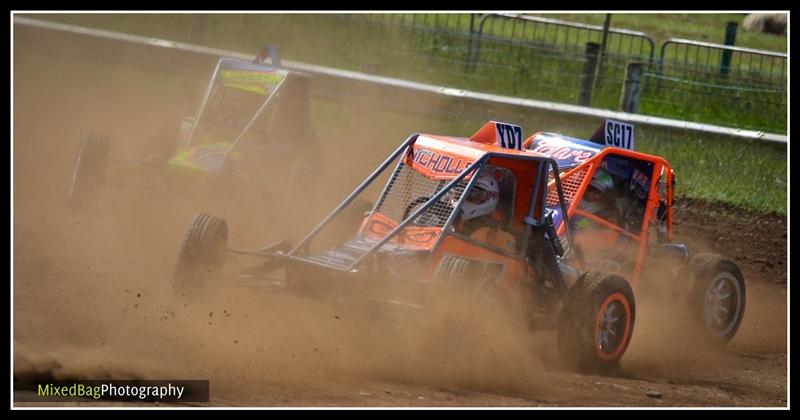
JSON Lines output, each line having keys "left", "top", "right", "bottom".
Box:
{"left": 557, "top": 271, "right": 636, "bottom": 373}
{"left": 680, "top": 253, "right": 746, "bottom": 344}
{"left": 173, "top": 213, "right": 228, "bottom": 297}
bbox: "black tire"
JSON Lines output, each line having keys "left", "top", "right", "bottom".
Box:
{"left": 434, "top": 255, "right": 478, "bottom": 283}
{"left": 174, "top": 213, "right": 228, "bottom": 297}
{"left": 557, "top": 271, "right": 636, "bottom": 373}
{"left": 680, "top": 253, "right": 746, "bottom": 344}
{"left": 429, "top": 255, "right": 487, "bottom": 337}
{"left": 69, "top": 133, "right": 110, "bottom": 206}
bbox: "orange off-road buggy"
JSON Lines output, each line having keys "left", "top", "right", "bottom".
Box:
{"left": 173, "top": 120, "right": 746, "bottom": 372}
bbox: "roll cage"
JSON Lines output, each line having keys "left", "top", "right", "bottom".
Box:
{"left": 284, "top": 134, "right": 574, "bottom": 273}
{"left": 180, "top": 56, "right": 289, "bottom": 155}
{"left": 548, "top": 146, "right": 675, "bottom": 287}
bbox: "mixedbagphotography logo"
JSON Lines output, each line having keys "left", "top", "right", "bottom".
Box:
{"left": 15, "top": 380, "right": 209, "bottom": 403}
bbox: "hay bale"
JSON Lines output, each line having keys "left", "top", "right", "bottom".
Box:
{"left": 742, "top": 13, "right": 787, "bottom": 35}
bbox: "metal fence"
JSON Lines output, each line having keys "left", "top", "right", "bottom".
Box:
{"left": 642, "top": 38, "right": 787, "bottom": 132}
{"left": 271, "top": 13, "right": 784, "bottom": 134}
{"left": 265, "top": 14, "right": 653, "bottom": 115}
{"left": 15, "top": 14, "right": 787, "bottom": 136}
{"left": 466, "top": 13, "right": 655, "bottom": 69}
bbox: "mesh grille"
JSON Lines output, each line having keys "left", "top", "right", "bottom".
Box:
{"left": 374, "top": 162, "right": 469, "bottom": 229}
{"left": 546, "top": 167, "right": 589, "bottom": 207}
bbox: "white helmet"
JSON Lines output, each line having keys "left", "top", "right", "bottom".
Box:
{"left": 460, "top": 173, "right": 499, "bottom": 221}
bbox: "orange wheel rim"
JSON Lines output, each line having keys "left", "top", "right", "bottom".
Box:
{"left": 593, "top": 292, "right": 632, "bottom": 361}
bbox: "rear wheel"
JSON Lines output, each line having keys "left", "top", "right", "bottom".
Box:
{"left": 69, "top": 133, "right": 110, "bottom": 206}
{"left": 174, "top": 213, "right": 228, "bottom": 297}
{"left": 557, "top": 271, "right": 635, "bottom": 373}
{"left": 680, "top": 253, "right": 745, "bottom": 344}
{"left": 429, "top": 255, "right": 491, "bottom": 339}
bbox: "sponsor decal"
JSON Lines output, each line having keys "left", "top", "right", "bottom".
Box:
{"left": 528, "top": 134, "right": 600, "bottom": 168}
{"left": 411, "top": 148, "right": 473, "bottom": 176}
{"left": 220, "top": 70, "right": 286, "bottom": 95}
{"left": 630, "top": 168, "right": 649, "bottom": 199}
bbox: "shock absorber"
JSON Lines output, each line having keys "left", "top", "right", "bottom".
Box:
{"left": 540, "top": 227, "right": 567, "bottom": 297}
{"left": 544, "top": 212, "right": 564, "bottom": 258}
{"left": 528, "top": 224, "right": 567, "bottom": 294}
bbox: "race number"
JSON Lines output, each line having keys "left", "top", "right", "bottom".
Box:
{"left": 495, "top": 122, "right": 523, "bottom": 150}
{"left": 604, "top": 120, "right": 635, "bottom": 150}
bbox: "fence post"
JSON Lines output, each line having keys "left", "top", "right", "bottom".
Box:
{"left": 465, "top": 13, "right": 476, "bottom": 71}
{"left": 719, "top": 21, "right": 738, "bottom": 75}
{"left": 619, "top": 62, "right": 644, "bottom": 113}
{"left": 594, "top": 14, "right": 612, "bottom": 90}
{"left": 579, "top": 42, "right": 600, "bottom": 106}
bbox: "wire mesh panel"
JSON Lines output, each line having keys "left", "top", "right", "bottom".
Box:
{"left": 373, "top": 161, "right": 469, "bottom": 229}
{"left": 301, "top": 157, "right": 474, "bottom": 269}
{"left": 546, "top": 166, "right": 590, "bottom": 207}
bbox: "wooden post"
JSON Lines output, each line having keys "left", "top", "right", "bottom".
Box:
{"left": 579, "top": 42, "right": 600, "bottom": 106}
{"left": 594, "top": 14, "right": 612, "bottom": 90}
{"left": 720, "top": 21, "right": 738, "bottom": 75}
{"left": 619, "top": 62, "right": 644, "bottom": 113}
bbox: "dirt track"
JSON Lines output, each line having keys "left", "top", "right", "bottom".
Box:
{"left": 12, "top": 40, "right": 787, "bottom": 408}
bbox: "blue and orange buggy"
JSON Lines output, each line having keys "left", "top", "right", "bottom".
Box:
{"left": 68, "top": 45, "right": 318, "bottom": 207}
{"left": 174, "top": 120, "right": 746, "bottom": 372}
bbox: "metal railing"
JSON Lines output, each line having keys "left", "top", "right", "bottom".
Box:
{"left": 150, "top": 13, "right": 786, "bottom": 133}
{"left": 659, "top": 38, "right": 787, "bottom": 82}
{"left": 13, "top": 16, "right": 787, "bottom": 144}
{"left": 644, "top": 38, "right": 787, "bottom": 132}
{"left": 466, "top": 13, "right": 655, "bottom": 70}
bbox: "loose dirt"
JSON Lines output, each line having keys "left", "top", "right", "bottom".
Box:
{"left": 12, "top": 33, "right": 787, "bottom": 408}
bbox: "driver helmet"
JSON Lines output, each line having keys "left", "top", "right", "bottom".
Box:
{"left": 460, "top": 173, "right": 500, "bottom": 221}
{"left": 580, "top": 169, "right": 614, "bottom": 214}
{"left": 588, "top": 169, "right": 614, "bottom": 198}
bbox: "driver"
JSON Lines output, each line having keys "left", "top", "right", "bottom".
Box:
{"left": 578, "top": 169, "right": 618, "bottom": 224}
{"left": 454, "top": 172, "right": 517, "bottom": 253}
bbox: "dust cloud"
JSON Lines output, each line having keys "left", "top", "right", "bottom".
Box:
{"left": 13, "top": 31, "right": 554, "bottom": 404}
{"left": 13, "top": 26, "right": 786, "bottom": 407}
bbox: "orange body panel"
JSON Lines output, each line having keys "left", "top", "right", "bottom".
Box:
{"left": 429, "top": 235, "right": 527, "bottom": 301}
{"left": 360, "top": 212, "right": 441, "bottom": 250}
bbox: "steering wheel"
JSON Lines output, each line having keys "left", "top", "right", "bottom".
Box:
{"left": 402, "top": 196, "right": 454, "bottom": 226}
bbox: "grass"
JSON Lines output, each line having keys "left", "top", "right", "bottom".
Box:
{"left": 15, "top": 13, "right": 787, "bottom": 215}
{"left": 310, "top": 95, "right": 786, "bottom": 215}
{"left": 530, "top": 13, "right": 787, "bottom": 53}
{"left": 27, "top": 13, "right": 787, "bottom": 134}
